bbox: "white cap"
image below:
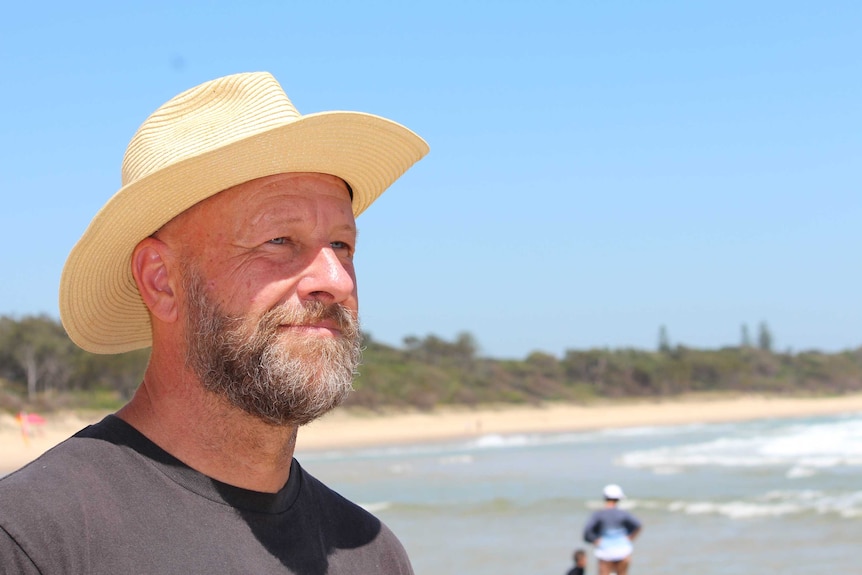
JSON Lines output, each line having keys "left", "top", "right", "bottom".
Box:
{"left": 603, "top": 484, "right": 625, "bottom": 500}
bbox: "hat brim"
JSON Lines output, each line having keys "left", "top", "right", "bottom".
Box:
{"left": 60, "top": 111, "right": 428, "bottom": 354}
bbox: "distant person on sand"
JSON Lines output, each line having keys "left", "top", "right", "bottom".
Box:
{"left": 583, "top": 484, "right": 642, "bottom": 575}
{"left": 566, "top": 548, "right": 588, "bottom": 575}
{"left": 0, "top": 71, "right": 428, "bottom": 573}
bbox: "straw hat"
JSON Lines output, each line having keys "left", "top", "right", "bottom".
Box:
{"left": 60, "top": 71, "right": 429, "bottom": 354}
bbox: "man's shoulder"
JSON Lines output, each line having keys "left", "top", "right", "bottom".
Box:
{"left": 295, "top": 462, "right": 411, "bottom": 564}
{"left": 0, "top": 418, "right": 147, "bottom": 569}
{"left": 0, "top": 416, "right": 141, "bottom": 507}
{"left": 296, "top": 461, "right": 380, "bottom": 527}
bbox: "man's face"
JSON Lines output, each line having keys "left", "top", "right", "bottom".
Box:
{"left": 158, "top": 173, "right": 361, "bottom": 425}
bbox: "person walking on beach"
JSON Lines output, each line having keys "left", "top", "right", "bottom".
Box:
{"left": 0, "top": 71, "right": 427, "bottom": 573}
{"left": 583, "top": 484, "right": 643, "bottom": 575}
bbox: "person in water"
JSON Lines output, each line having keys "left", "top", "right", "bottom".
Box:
{"left": 566, "top": 548, "right": 588, "bottom": 575}
{"left": 583, "top": 484, "right": 642, "bottom": 575}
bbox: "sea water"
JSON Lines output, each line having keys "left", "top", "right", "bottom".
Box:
{"left": 298, "top": 410, "right": 862, "bottom": 575}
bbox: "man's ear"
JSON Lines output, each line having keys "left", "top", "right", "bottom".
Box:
{"left": 132, "top": 237, "right": 179, "bottom": 323}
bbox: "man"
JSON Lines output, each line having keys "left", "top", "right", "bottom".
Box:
{"left": 582, "top": 484, "right": 643, "bottom": 575}
{"left": 0, "top": 71, "right": 428, "bottom": 574}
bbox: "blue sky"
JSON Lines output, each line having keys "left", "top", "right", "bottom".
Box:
{"left": 1, "top": 1, "right": 859, "bottom": 359}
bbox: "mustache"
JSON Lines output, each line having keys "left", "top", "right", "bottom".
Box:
{"left": 257, "top": 300, "right": 358, "bottom": 335}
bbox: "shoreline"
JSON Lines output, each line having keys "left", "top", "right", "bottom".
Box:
{"left": 3, "top": 393, "right": 862, "bottom": 474}
{"left": 296, "top": 392, "right": 862, "bottom": 451}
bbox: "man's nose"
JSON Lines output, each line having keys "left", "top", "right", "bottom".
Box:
{"left": 296, "top": 247, "right": 356, "bottom": 304}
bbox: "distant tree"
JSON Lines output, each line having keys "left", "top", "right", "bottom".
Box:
{"left": 400, "top": 332, "right": 479, "bottom": 367}
{"left": 658, "top": 325, "right": 671, "bottom": 353}
{"left": 419, "top": 334, "right": 450, "bottom": 363}
{"left": 0, "top": 317, "right": 23, "bottom": 385}
{"left": 0, "top": 315, "right": 75, "bottom": 400}
{"left": 758, "top": 321, "right": 773, "bottom": 352}
{"left": 453, "top": 331, "right": 479, "bottom": 362}
{"left": 740, "top": 324, "right": 752, "bottom": 348}
{"left": 68, "top": 348, "right": 149, "bottom": 399}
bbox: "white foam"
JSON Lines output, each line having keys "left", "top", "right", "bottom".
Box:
{"left": 599, "top": 422, "right": 718, "bottom": 438}
{"left": 652, "top": 466, "right": 684, "bottom": 475}
{"left": 663, "top": 489, "right": 862, "bottom": 519}
{"left": 438, "top": 454, "right": 474, "bottom": 465}
{"left": 472, "top": 434, "right": 532, "bottom": 449}
{"left": 786, "top": 465, "right": 817, "bottom": 478}
{"left": 675, "top": 500, "right": 803, "bottom": 518}
{"left": 387, "top": 463, "right": 413, "bottom": 474}
{"left": 619, "top": 416, "right": 862, "bottom": 471}
{"left": 359, "top": 501, "right": 392, "bottom": 513}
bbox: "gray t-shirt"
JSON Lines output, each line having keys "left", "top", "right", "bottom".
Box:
{"left": 0, "top": 415, "right": 413, "bottom": 575}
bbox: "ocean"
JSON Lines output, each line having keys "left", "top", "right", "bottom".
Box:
{"left": 298, "top": 410, "right": 862, "bottom": 575}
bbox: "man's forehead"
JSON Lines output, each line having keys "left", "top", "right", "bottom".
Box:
{"left": 226, "top": 172, "right": 351, "bottom": 198}
{"left": 159, "top": 172, "right": 352, "bottom": 234}
{"left": 222, "top": 173, "right": 354, "bottom": 215}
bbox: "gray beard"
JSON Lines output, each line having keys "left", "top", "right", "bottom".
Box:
{"left": 181, "top": 267, "right": 361, "bottom": 426}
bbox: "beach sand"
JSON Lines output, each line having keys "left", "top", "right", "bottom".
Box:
{"left": 3, "top": 393, "right": 862, "bottom": 475}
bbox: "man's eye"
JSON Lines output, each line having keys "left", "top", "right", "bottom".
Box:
{"left": 267, "top": 237, "right": 287, "bottom": 245}
{"left": 330, "top": 241, "right": 354, "bottom": 253}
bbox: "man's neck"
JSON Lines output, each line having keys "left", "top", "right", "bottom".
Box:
{"left": 116, "top": 367, "right": 299, "bottom": 494}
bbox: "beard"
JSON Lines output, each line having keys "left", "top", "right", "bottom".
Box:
{"left": 181, "top": 266, "right": 361, "bottom": 426}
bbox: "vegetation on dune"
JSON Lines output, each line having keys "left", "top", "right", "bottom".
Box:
{"left": 1, "top": 314, "right": 860, "bottom": 414}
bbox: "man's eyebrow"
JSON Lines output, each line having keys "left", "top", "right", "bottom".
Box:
{"left": 252, "top": 217, "right": 358, "bottom": 237}
{"left": 334, "top": 223, "right": 358, "bottom": 234}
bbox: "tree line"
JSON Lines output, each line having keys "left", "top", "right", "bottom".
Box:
{"left": 1, "top": 314, "right": 860, "bottom": 413}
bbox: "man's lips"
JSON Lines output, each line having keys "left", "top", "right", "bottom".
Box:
{"left": 278, "top": 322, "right": 342, "bottom": 336}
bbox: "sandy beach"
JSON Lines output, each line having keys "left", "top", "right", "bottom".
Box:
{"left": 3, "top": 393, "right": 862, "bottom": 475}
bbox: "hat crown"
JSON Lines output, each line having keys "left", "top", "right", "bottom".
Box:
{"left": 603, "top": 484, "right": 625, "bottom": 499}
{"left": 121, "top": 72, "right": 299, "bottom": 187}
